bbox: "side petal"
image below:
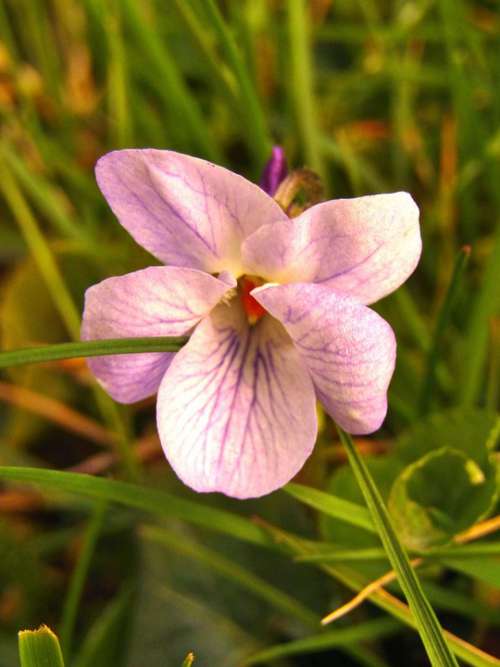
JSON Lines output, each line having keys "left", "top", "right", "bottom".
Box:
{"left": 81, "top": 267, "right": 234, "bottom": 403}
{"left": 242, "top": 192, "right": 421, "bottom": 305}
{"left": 254, "top": 283, "right": 396, "bottom": 434}
{"left": 156, "top": 301, "right": 318, "bottom": 499}
{"left": 96, "top": 149, "right": 287, "bottom": 275}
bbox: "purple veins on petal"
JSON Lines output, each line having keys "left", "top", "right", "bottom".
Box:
{"left": 81, "top": 266, "right": 235, "bottom": 403}
{"left": 253, "top": 282, "right": 397, "bottom": 435}
{"left": 259, "top": 146, "right": 288, "bottom": 196}
{"left": 242, "top": 192, "right": 421, "bottom": 305}
{"left": 83, "top": 145, "right": 423, "bottom": 498}
{"left": 95, "top": 149, "right": 287, "bottom": 275}
{"left": 156, "top": 299, "right": 318, "bottom": 499}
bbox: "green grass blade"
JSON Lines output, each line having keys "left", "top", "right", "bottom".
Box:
{"left": 419, "top": 245, "right": 471, "bottom": 414}
{"left": 18, "top": 626, "right": 65, "bottom": 667}
{"left": 201, "top": 0, "right": 271, "bottom": 169}
{"left": 297, "top": 541, "right": 500, "bottom": 563}
{"left": 287, "top": 0, "right": 325, "bottom": 181}
{"left": 243, "top": 617, "right": 398, "bottom": 665}
{"left": 142, "top": 524, "right": 319, "bottom": 629}
{"left": 120, "top": 0, "right": 221, "bottom": 162}
{"left": 0, "top": 337, "right": 187, "bottom": 369}
{"left": 297, "top": 547, "right": 387, "bottom": 563}
{"left": 0, "top": 158, "right": 81, "bottom": 340}
{"left": 337, "top": 428, "right": 459, "bottom": 667}
{"left": 73, "top": 586, "right": 133, "bottom": 667}
{"left": 259, "top": 522, "right": 498, "bottom": 667}
{"left": 59, "top": 502, "right": 107, "bottom": 658}
{"left": 284, "top": 482, "right": 374, "bottom": 532}
{"left": 0, "top": 467, "right": 271, "bottom": 548}
{"left": 171, "top": 0, "right": 236, "bottom": 102}
{"left": 461, "top": 224, "right": 500, "bottom": 406}
{"left": 1, "top": 145, "right": 82, "bottom": 241}
{"left": 423, "top": 581, "right": 500, "bottom": 624}
{"left": 105, "top": 3, "right": 133, "bottom": 147}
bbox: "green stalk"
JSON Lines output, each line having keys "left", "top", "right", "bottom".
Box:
{"left": 337, "top": 428, "right": 459, "bottom": 667}
{"left": 0, "top": 337, "right": 187, "bottom": 369}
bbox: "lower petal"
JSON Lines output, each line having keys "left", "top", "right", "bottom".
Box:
{"left": 254, "top": 283, "right": 396, "bottom": 434}
{"left": 156, "top": 301, "right": 318, "bottom": 499}
{"left": 81, "top": 266, "right": 234, "bottom": 403}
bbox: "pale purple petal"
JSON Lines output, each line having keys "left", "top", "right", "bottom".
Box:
{"left": 96, "top": 149, "right": 287, "bottom": 275}
{"left": 260, "top": 146, "right": 287, "bottom": 196}
{"left": 242, "top": 192, "right": 421, "bottom": 305}
{"left": 156, "top": 301, "right": 318, "bottom": 499}
{"left": 254, "top": 283, "right": 396, "bottom": 434}
{"left": 81, "top": 267, "right": 234, "bottom": 403}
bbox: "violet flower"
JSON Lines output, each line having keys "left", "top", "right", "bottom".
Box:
{"left": 82, "top": 149, "right": 421, "bottom": 498}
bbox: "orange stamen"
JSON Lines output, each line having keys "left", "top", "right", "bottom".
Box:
{"left": 239, "top": 276, "right": 267, "bottom": 324}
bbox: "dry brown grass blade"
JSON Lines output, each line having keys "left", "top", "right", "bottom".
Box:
{"left": 321, "top": 515, "right": 500, "bottom": 625}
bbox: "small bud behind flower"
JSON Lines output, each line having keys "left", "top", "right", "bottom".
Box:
{"left": 274, "top": 168, "right": 324, "bottom": 217}
{"left": 260, "top": 145, "right": 288, "bottom": 196}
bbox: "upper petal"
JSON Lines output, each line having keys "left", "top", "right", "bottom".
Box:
{"left": 81, "top": 266, "right": 234, "bottom": 403}
{"left": 254, "top": 283, "right": 396, "bottom": 434}
{"left": 96, "top": 149, "right": 287, "bottom": 275}
{"left": 242, "top": 192, "right": 421, "bottom": 304}
{"left": 156, "top": 300, "right": 318, "bottom": 499}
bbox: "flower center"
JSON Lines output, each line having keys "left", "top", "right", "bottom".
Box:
{"left": 238, "top": 275, "right": 267, "bottom": 325}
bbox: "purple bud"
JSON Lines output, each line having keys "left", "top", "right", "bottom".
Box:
{"left": 260, "top": 146, "right": 288, "bottom": 196}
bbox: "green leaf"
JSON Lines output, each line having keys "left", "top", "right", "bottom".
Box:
{"left": 73, "top": 586, "right": 134, "bottom": 667}
{"left": 258, "top": 521, "right": 497, "bottom": 667}
{"left": 0, "top": 467, "right": 270, "bottom": 548}
{"left": 442, "top": 557, "right": 500, "bottom": 590}
{"left": 395, "top": 408, "right": 500, "bottom": 468}
{"left": 337, "top": 428, "right": 459, "bottom": 667}
{"left": 320, "top": 457, "right": 401, "bottom": 580}
{"left": 142, "top": 524, "right": 319, "bottom": 629}
{"left": 127, "top": 535, "right": 262, "bottom": 667}
{"left": 0, "top": 337, "right": 187, "bottom": 369}
{"left": 284, "top": 482, "right": 374, "bottom": 532}
{"left": 18, "top": 626, "right": 65, "bottom": 667}
{"left": 243, "top": 617, "right": 398, "bottom": 665}
{"left": 388, "top": 447, "right": 499, "bottom": 549}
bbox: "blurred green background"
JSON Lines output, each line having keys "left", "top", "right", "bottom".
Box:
{"left": 0, "top": 1, "right": 499, "bottom": 665}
